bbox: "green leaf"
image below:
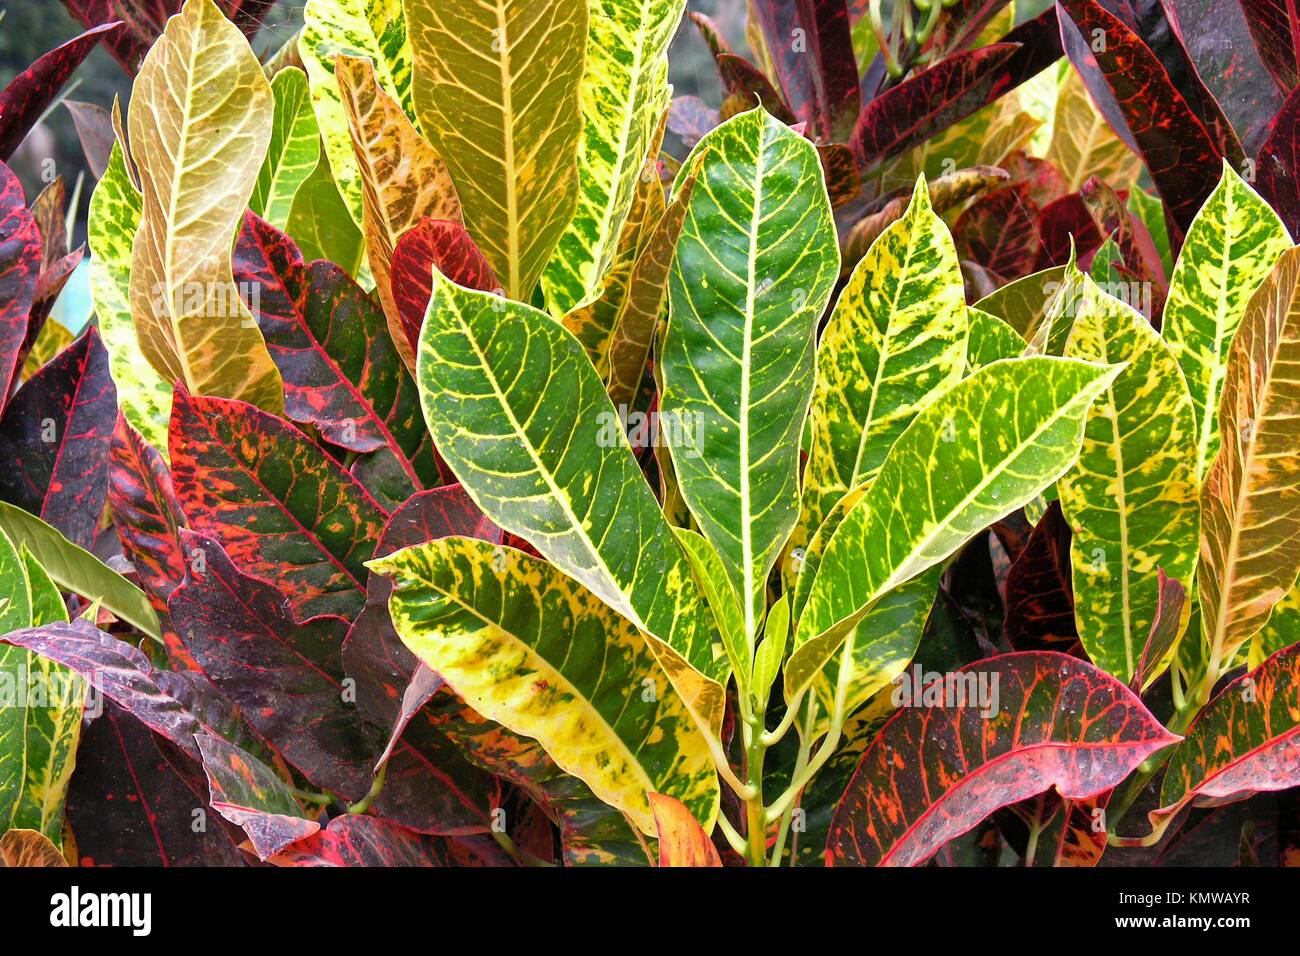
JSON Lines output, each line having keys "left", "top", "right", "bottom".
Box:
{"left": 414, "top": 270, "right": 723, "bottom": 736}
{"left": 973, "top": 264, "right": 1067, "bottom": 339}
{"left": 674, "top": 527, "right": 746, "bottom": 681}
{"left": 88, "top": 142, "right": 171, "bottom": 454}
{"left": 1058, "top": 268, "right": 1200, "bottom": 681}
{"left": 1251, "top": 581, "right": 1300, "bottom": 667}
{"left": 1199, "top": 246, "right": 1300, "bottom": 672}
{"left": 798, "top": 177, "right": 967, "bottom": 562}
{"left": 406, "top": 0, "right": 587, "bottom": 300}
{"left": 751, "top": 591, "right": 788, "bottom": 707}
{"left": 372, "top": 536, "right": 720, "bottom": 835}
{"left": 299, "top": 0, "right": 415, "bottom": 228}
{"left": 22, "top": 549, "right": 67, "bottom": 627}
{"left": 541, "top": 0, "right": 686, "bottom": 315}
{"left": 1126, "top": 186, "right": 1173, "bottom": 280}
{"left": 251, "top": 66, "right": 321, "bottom": 231}
{"left": 0, "top": 501, "right": 160, "bottom": 642}
{"left": 965, "top": 305, "right": 1024, "bottom": 373}
{"left": 1163, "top": 164, "right": 1291, "bottom": 480}
{"left": 662, "top": 107, "right": 839, "bottom": 644}
{"left": 787, "top": 357, "right": 1121, "bottom": 702}
{"left": 285, "top": 148, "right": 366, "bottom": 278}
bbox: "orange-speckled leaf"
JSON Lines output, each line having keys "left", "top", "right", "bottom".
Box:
{"left": 649, "top": 791, "right": 721, "bottom": 866}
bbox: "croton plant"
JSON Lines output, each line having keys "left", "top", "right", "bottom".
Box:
{"left": 0, "top": 0, "right": 1297, "bottom": 871}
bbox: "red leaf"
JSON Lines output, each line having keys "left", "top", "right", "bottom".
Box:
{"left": 1258, "top": 84, "right": 1300, "bottom": 237}
{"left": 649, "top": 792, "right": 722, "bottom": 867}
{"left": 58, "top": 1, "right": 272, "bottom": 74}
{"left": 267, "top": 815, "right": 512, "bottom": 867}
{"left": 233, "top": 210, "right": 438, "bottom": 503}
{"left": 715, "top": 54, "right": 798, "bottom": 124}
{"left": 1055, "top": 0, "right": 1226, "bottom": 240}
{"left": 168, "top": 530, "right": 375, "bottom": 800}
{"left": 0, "top": 22, "right": 122, "bottom": 160}
{"left": 66, "top": 701, "right": 248, "bottom": 866}
{"left": 109, "top": 412, "right": 188, "bottom": 612}
{"left": 1034, "top": 193, "right": 1104, "bottom": 270}
{"left": 0, "top": 160, "right": 41, "bottom": 409}
{"left": 1240, "top": 0, "right": 1300, "bottom": 92}
{"left": 850, "top": 44, "right": 1021, "bottom": 169}
{"left": 1156, "top": 642, "right": 1300, "bottom": 822}
{"left": 1003, "top": 502, "right": 1081, "bottom": 654}
{"left": 954, "top": 183, "right": 1041, "bottom": 282}
{"left": 0, "top": 327, "right": 116, "bottom": 549}
{"left": 168, "top": 388, "right": 387, "bottom": 619}
{"left": 389, "top": 217, "right": 497, "bottom": 361}
{"left": 827, "top": 651, "right": 1177, "bottom": 866}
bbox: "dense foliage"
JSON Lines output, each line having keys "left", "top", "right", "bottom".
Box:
{"left": 0, "top": 0, "right": 1297, "bottom": 868}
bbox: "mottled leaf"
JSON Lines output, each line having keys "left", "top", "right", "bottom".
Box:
{"left": 828, "top": 652, "right": 1177, "bottom": 866}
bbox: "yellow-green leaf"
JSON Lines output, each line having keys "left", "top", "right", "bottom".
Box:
{"left": 787, "top": 357, "right": 1120, "bottom": 702}
{"left": 1164, "top": 164, "right": 1292, "bottom": 480}
{"left": 127, "top": 0, "right": 283, "bottom": 413}
{"left": 798, "top": 177, "right": 967, "bottom": 561}
{"left": 541, "top": 0, "right": 685, "bottom": 315}
{"left": 299, "top": 0, "right": 415, "bottom": 228}
{"left": 675, "top": 527, "right": 745, "bottom": 681}
{"left": 1199, "top": 245, "right": 1300, "bottom": 673}
{"left": 1045, "top": 64, "right": 1141, "bottom": 192}
{"left": 966, "top": 305, "right": 1025, "bottom": 373}
{"left": 1251, "top": 581, "right": 1300, "bottom": 667}
{"left": 286, "top": 147, "right": 367, "bottom": 278}
{"left": 373, "top": 536, "right": 719, "bottom": 835}
{"left": 414, "top": 270, "right": 724, "bottom": 739}
{"left": 406, "top": 0, "right": 587, "bottom": 300}
{"left": 1058, "top": 267, "right": 1200, "bottom": 680}
{"left": 89, "top": 142, "right": 172, "bottom": 454}
{"left": 251, "top": 66, "right": 321, "bottom": 231}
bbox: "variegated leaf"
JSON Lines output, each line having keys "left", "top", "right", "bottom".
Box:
{"left": 406, "top": 0, "right": 587, "bottom": 300}
{"left": 662, "top": 107, "right": 839, "bottom": 646}
{"left": 1164, "top": 164, "right": 1292, "bottom": 480}
{"left": 788, "top": 357, "right": 1120, "bottom": 702}
{"left": 1058, "top": 268, "right": 1200, "bottom": 681}
{"left": 373, "top": 536, "right": 720, "bottom": 835}
{"left": 89, "top": 142, "right": 172, "bottom": 454}
{"left": 414, "top": 270, "right": 723, "bottom": 737}
{"left": 336, "top": 54, "right": 461, "bottom": 370}
{"left": 1198, "top": 245, "right": 1300, "bottom": 674}
{"left": 540, "top": 0, "right": 685, "bottom": 315}
{"left": 1045, "top": 63, "right": 1141, "bottom": 193}
{"left": 299, "top": 0, "right": 415, "bottom": 227}
{"left": 127, "top": 0, "right": 283, "bottom": 413}
{"left": 798, "top": 177, "right": 967, "bottom": 561}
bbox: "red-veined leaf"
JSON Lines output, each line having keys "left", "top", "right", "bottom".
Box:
{"left": 827, "top": 651, "right": 1178, "bottom": 866}
{"left": 953, "top": 183, "right": 1041, "bottom": 282}
{"left": 715, "top": 54, "right": 797, "bottom": 124}
{"left": 1035, "top": 193, "right": 1103, "bottom": 270}
{"left": 65, "top": 700, "right": 248, "bottom": 866}
{"left": 1055, "top": 0, "right": 1226, "bottom": 240}
{"left": 168, "top": 388, "right": 387, "bottom": 619}
{"left": 1240, "top": 0, "right": 1300, "bottom": 92}
{"left": 167, "top": 530, "right": 374, "bottom": 801}
{"left": 1258, "top": 85, "right": 1300, "bottom": 237}
{"left": 1132, "top": 570, "right": 1188, "bottom": 692}
{"left": 232, "top": 210, "right": 438, "bottom": 504}
{"left": 0, "top": 161, "right": 41, "bottom": 408}
{"left": 58, "top": 1, "right": 272, "bottom": 74}
{"left": 1156, "top": 642, "right": 1300, "bottom": 822}
{"left": 850, "top": 44, "right": 1021, "bottom": 170}
{"left": 0, "top": 829, "right": 67, "bottom": 867}
{"left": 0, "top": 22, "right": 122, "bottom": 160}
{"left": 649, "top": 792, "right": 722, "bottom": 867}
{"left": 389, "top": 218, "right": 498, "bottom": 363}
{"left": 108, "top": 412, "right": 187, "bottom": 612}
{"left": 1003, "top": 502, "right": 1081, "bottom": 654}
{"left": 267, "top": 815, "right": 511, "bottom": 867}
{"left": 0, "top": 327, "right": 116, "bottom": 550}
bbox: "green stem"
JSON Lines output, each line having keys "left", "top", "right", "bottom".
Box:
{"left": 346, "top": 763, "right": 388, "bottom": 815}
{"left": 768, "top": 696, "right": 816, "bottom": 866}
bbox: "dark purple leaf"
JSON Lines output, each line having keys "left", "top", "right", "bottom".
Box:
{"left": 1003, "top": 502, "right": 1081, "bottom": 654}
{"left": 267, "top": 815, "right": 512, "bottom": 867}
{"left": 1257, "top": 83, "right": 1300, "bottom": 236}
{"left": 0, "top": 326, "right": 116, "bottom": 549}
{"left": 109, "top": 412, "right": 187, "bottom": 611}
{"left": 0, "top": 160, "right": 41, "bottom": 409}
{"left": 1240, "top": 0, "right": 1300, "bottom": 92}
{"left": 0, "top": 22, "right": 122, "bottom": 160}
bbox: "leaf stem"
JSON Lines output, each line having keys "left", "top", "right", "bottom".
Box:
{"left": 346, "top": 763, "right": 388, "bottom": 815}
